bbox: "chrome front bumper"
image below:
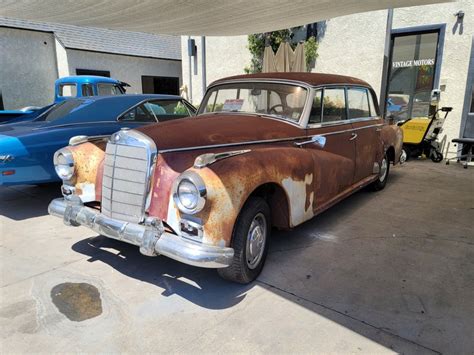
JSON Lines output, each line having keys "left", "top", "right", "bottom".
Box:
{"left": 48, "top": 198, "right": 234, "bottom": 268}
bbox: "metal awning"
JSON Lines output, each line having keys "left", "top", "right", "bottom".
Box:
{"left": 0, "top": 0, "right": 451, "bottom": 36}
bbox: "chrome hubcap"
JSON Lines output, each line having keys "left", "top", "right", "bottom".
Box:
{"left": 379, "top": 158, "right": 388, "bottom": 182}
{"left": 246, "top": 213, "right": 267, "bottom": 269}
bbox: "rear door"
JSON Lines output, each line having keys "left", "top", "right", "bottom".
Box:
{"left": 348, "top": 87, "right": 383, "bottom": 183}
{"left": 306, "top": 87, "right": 356, "bottom": 211}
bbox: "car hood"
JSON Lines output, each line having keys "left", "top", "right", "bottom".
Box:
{"left": 135, "top": 113, "right": 303, "bottom": 151}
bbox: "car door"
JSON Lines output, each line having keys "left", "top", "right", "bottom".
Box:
{"left": 347, "top": 87, "right": 383, "bottom": 183}
{"left": 305, "top": 87, "right": 356, "bottom": 211}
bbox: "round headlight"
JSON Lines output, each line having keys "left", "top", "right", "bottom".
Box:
{"left": 173, "top": 172, "right": 206, "bottom": 214}
{"left": 53, "top": 148, "right": 75, "bottom": 181}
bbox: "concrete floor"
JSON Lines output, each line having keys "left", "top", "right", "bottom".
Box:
{"left": 0, "top": 160, "right": 473, "bottom": 354}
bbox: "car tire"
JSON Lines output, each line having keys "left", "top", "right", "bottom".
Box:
{"left": 371, "top": 153, "right": 390, "bottom": 191}
{"left": 218, "top": 197, "right": 271, "bottom": 284}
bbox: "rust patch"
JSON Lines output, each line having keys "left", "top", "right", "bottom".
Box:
{"left": 69, "top": 142, "right": 104, "bottom": 194}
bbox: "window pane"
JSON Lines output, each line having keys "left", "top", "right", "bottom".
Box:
{"left": 386, "top": 31, "right": 439, "bottom": 121}
{"left": 348, "top": 88, "right": 370, "bottom": 119}
{"left": 323, "top": 88, "right": 346, "bottom": 122}
{"left": 120, "top": 104, "right": 155, "bottom": 122}
{"left": 60, "top": 84, "right": 77, "bottom": 97}
{"left": 81, "top": 84, "right": 94, "bottom": 97}
{"left": 309, "top": 90, "right": 322, "bottom": 124}
{"left": 368, "top": 91, "right": 378, "bottom": 116}
{"left": 97, "top": 83, "right": 121, "bottom": 96}
{"left": 144, "top": 100, "right": 191, "bottom": 121}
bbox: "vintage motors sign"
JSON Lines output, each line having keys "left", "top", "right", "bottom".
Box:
{"left": 392, "top": 58, "right": 435, "bottom": 68}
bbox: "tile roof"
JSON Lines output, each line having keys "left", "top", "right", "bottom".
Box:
{"left": 0, "top": 16, "right": 181, "bottom": 60}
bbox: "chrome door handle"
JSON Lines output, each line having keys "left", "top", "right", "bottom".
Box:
{"left": 349, "top": 133, "right": 358, "bottom": 141}
{"left": 295, "top": 135, "right": 326, "bottom": 148}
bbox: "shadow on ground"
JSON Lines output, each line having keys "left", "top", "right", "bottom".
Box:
{"left": 70, "top": 164, "right": 474, "bottom": 353}
{"left": 0, "top": 183, "right": 62, "bottom": 220}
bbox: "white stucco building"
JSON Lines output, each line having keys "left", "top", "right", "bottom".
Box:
{"left": 0, "top": 17, "right": 182, "bottom": 110}
{"left": 182, "top": 1, "right": 474, "bottom": 151}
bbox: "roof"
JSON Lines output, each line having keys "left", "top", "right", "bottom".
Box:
{"left": 72, "top": 94, "right": 184, "bottom": 103}
{"left": 0, "top": 17, "right": 181, "bottom": 60}
{"left": 0, "top": 0, "right": 450, "bottom": 36}
{"left": 56, "top": 76, "right": 120, "bottom": 84}
{"left": 211, "top": 72, "right": 372, "bottom": 88}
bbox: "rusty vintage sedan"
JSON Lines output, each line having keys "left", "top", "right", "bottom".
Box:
{"left": 49, "top": 73, "right": 403, "bottom": 283}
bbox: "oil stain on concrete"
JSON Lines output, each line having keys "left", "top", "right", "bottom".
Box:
{"left": 51, "top": 283, "right": 102, "bottom": 322}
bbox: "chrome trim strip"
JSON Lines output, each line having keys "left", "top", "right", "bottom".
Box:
{"left": 194, "top": 149, "right": 251, "bottom": 168}
{"left": 160, "top": 123, "right": 385, "bottom": 153}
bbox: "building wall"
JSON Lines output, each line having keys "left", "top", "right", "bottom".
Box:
{"left": 181, "top": 36, "right": 252, "bottom": 104}
{"left": 181, "top": 2, "right": 473, "bottom": 155}
{"left": 392, "top": 0, "right": 474, "bottom": 149}
{"left": 66, "top": 49, "right": 182, "bottom": 94}
{"left": 312, "top": 11, "right": 388, "bottom": 99}
{"left": 0, "top": 27, "right": 58, "bottom": 109}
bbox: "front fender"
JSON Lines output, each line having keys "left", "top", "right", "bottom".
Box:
{"left": 177, "top": 146, "right": 315, "bottom": 247}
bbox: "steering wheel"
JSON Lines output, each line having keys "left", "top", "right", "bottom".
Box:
{"left": 269, "top": 104, "right": 284, "bottom": 114}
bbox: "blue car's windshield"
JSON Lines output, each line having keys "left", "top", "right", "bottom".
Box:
{"left": 35, "top": 99, "right": 94, "bottom": 122}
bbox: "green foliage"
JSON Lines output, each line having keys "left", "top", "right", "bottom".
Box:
{"left": 305, "top": 36, "right": 318, "bottom": 70}
{"left": 245, "top": 28, "right": 318, "bottom": 73}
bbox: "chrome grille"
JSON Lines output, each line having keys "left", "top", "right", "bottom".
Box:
{"left": 101, "top": 129, "right": 156, "bottom": 223}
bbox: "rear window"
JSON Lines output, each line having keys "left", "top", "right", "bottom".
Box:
{"left": 37, "top": 99, "right": 92, "bottom": 122}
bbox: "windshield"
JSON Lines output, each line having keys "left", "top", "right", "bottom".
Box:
{"left": 97, "top": 83, "right": 125, "bottom": 96}
{"left": 199, "top": 82, "right": 308, "bottom": 122}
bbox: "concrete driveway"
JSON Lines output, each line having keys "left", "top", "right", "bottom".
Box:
{"left": 1, "top": 161, "right": 473, "bottom": 354}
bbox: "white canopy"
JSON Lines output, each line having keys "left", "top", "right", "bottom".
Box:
{"left": 0, "top": 0, "right": 451, "bottom": 36}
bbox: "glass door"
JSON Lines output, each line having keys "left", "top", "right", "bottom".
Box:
{"left": 386, "top": 31, "right": 440, "bottom": 122}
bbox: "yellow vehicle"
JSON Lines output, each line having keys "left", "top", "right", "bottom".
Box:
{"left": 398, "top": 107, "right": 452, "bottom": 162}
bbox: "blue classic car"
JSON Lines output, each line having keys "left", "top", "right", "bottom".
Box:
{"left": 0, "top": 76, "right": 129, "bottom": 124}
{"left": 0, "top": 94, "right": 195, "bottom": 186}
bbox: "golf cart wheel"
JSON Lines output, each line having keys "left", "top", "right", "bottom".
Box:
{"left": 218, "top": 197, "right": 271, "bottom": 284}
{"left": 431, "top": 151, "right": 443, "bottom": 163}
{"left": 402, "top": 146, "right": 411, "bottom": 161}
{"left": 370, "top": 153, "right": 389, "bottom": 191}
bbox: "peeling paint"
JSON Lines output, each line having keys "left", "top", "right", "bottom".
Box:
{"left": 282, "top": 174, "right": 314, "bottom": 226}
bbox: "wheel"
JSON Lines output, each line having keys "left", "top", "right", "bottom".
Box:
{"left": 402, "top": 146, "right": 411, "bottom": 161}
{"left": 218, "top": 197, "right": 271, "bottom": 284}
{"left": 430, "top": 151, "right": 443, "bottom": 163}
{"left": 370, "top": 153, "right": 389, "bottom": 191}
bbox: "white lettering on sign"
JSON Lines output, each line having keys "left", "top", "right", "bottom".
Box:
{"left": 392, "top": 58, "right": 435, "bottom": 68}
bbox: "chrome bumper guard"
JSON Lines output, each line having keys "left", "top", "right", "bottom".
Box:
{"left": 48, "top": 198, "right": 234, "bottom": 268}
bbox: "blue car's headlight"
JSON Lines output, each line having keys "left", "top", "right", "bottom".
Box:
{"left": 54, "top": 148, "right": 75, "bottom": 181}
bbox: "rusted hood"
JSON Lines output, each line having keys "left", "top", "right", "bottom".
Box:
{"left": 134, "top": 114, "right": 303, "bottom": 151}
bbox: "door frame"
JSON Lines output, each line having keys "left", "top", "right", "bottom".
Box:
{"left": 460, "top": 35, "right": 474, "bottom": 139}
{"left": 383, "top": 23, "right": 446, "bottom": 118}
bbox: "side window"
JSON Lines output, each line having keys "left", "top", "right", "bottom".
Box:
{"left": 368, "top": 91, "right": 379, "bottom": 117}
{"left": 59, "top": 84, "right": 77, "bottom": 97}
{"left": 81, "top": 84, "right": 94, "bottom": 97}
{"left": 322, "top": 88, "right": 346, "bottom": 122}
{"left": 97, "top": 83, "right": 122, "bottom": 96}
{"left": 309, "top": 90, "right": 322, "bottom": 124}
{"left": 347, "top": 88, "right": 370, "bottom": 119}
{"left": 119, "top": 104, "right": 156, "bottom": 122}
